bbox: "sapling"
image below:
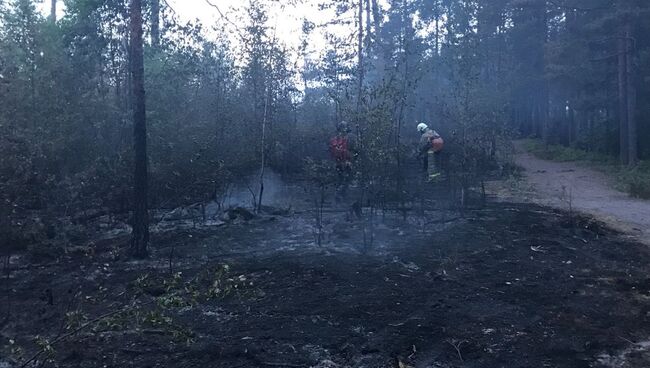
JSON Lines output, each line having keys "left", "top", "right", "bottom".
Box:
{"left": 305, "top": 158, "right": 336, "bottom": 247}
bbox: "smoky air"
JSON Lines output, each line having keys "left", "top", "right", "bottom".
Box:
{"left": 1, "top": 1, "right": 649, "bottom": 367}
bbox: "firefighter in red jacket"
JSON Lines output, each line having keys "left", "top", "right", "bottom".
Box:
{"left": 329, "top": 121, "right": 357, "bottom": 199}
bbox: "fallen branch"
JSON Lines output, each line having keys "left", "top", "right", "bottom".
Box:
{"left": 446, "top": 339, "right": 465, "bottom": 363}
{"left": 426, "top": 217, "right": 462, "bottom": 225}
{"left": 155, "top": 201, "right": 204, "bottom": 224}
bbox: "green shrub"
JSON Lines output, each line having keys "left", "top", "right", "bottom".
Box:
{"left": 621, "top": 167, "right": 650, "bottom": 199}
{"left": 522, "top": 139, "right": 614, "bottom": 164}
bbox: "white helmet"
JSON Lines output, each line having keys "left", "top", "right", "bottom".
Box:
{"left": 417, "top": 123, "right": 428, "bottom": 133}
{"left": 337, "top": 121, "right": 349, "bottom": 133}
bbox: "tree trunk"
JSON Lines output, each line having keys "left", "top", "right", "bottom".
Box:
{"left": 625, "top": 20, "right": 637, "bottom": 165}
{"left": 539, "top": 6, "right": 550, "bottom": 145}
{"left": 568, "top": 103, "right": 575, "bottom": 146}
{"left": 617, "top": 25, "right": 629, "bottom": 165}
{"left": 357, "top": 0, "right": 364, "bottom": 111}
{"left": 434, "top": 5, "right": 440, "bottom": 55}
{"left": 541, "top": 86, "right": 550, "bottom": 145}
{"left": 257, "top": 83, "right": 271, "bottom": 213}
{"left": 371, "top": 0, "right": 381, "bottom": 37}
{"left": 50, "top": 0, "right": 57, "bottom": 22}
{"left": 395, "top": 0, "right": 409, "bottom": 204}
{"left": 365, "top": 0, "right": 372, "bottom": 49}
{"left": 151, "top": 0, "right": 160, "bottom": 47}
{"left": 130, "top": 0, "right": 149, "bottom": 259}
{"left": 577, "top": 109, "right": 598, "bottom": 152}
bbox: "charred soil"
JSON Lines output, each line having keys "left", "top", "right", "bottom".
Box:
{"left": 2, "top": 193, "right": 650, "bottom": 368}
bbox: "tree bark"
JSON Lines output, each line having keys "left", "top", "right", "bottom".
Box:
{"left": 50, "top": 0, "right": 57, "bottom": 22}
{"left": 617, "top": 24, "right": 629, "bottom": 165}
{"left": 434, "top": 5, "right": 440, "bottom": 55}
{"left": 395, "top": 0, "right": 409, "bottom": 204}
{"left": 357, "top": 0, "right": 364, "bottom": 111}
{"left": 151, "top": 0, "right": 160, "bottom": 47}
{"left": 541, "top": 85, "right": 550, "bottom": 145}
{"left": 568, "top": 104, "right": 575, "bottom": 146}
{"left": 371, "top": 0, "right": 381, "bottom": 37}
{"left": 539, "top": 5, "right": 550, "bottom": 145}
{"left": 257, "top": 80, "right": 271, "bottom": 213}
{"left": 130, "top": 0, "right": 149, "bottom": 258}
{"left": 365, "top": 0, "right": 372, "bottom": 49}
{"left": 625, "top": 20, "right": 637, "bottom": 165}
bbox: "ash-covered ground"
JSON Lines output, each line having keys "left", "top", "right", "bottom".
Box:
{"left": 2, "top": 176, "right": 650, "bottom": 368}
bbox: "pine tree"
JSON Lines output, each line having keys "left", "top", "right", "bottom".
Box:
{"left": 130, "top": 0, "right": 149, "bottom": 258}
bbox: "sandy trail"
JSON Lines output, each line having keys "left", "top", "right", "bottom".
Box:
{"left": 511, "top": 141, "right": 650, "bottom": 244}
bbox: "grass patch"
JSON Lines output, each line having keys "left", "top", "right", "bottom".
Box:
{"left": 522, "top": 139, "right": 616, "bottom": 164}
{"left": 522, "top": 139, "right": 650, "bottom": 199}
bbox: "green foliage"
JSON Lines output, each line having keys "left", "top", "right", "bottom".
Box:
{"left": 0, "top": 0, "right": 304, "bottom": 249}
{"left": 56, "top": 264, "right": 255, "bottom": 356}
{"left": 304, "top": 158, "right": 336, "bottom": 188}
{"left": 2, "top": 0, "right": 648, "bottom": 249}
{"left": 523, "top": 139, "right": 615, "bottom": 164}
{"left": 64, "top": 310, "right": 89, "bottom": 331}
{"left": 618, "top": 163, "right": 650, "bottom": 200}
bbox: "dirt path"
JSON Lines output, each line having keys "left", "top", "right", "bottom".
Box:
{"left": 508, "top": 141, "right": 650, "bottom": 244}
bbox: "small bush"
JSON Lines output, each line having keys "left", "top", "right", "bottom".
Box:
{"left": 621, "top": 167, "right": 650, "bottom": 199}
{"left": 522, "top": 139, "right": 615, "bottom": 164}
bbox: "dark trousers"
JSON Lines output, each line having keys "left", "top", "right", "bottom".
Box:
{"left": 335, "top": 161, "right": 352, "bottom": 198}
{"left": 422, "top": 151, "right": 441, "bottom": 177}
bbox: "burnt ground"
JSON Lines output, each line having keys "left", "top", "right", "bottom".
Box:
{"left": 2, "top": 180, "right": 650, "bottom": 367}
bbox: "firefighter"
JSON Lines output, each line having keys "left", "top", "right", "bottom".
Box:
{"left": 417, "top": 122, "right": 444, "bottom": 180}
{"left": 329, "top": 121, "right": 357, "bottom": 199}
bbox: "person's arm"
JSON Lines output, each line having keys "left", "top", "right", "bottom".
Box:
{"left": 418, "top": 135, "right": 430, "bottom": 155}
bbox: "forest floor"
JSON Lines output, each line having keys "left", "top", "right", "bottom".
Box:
{"left": 488, "top": 140, "right": 650, "bottom": 245}
{"left": 2, "top": 172, "right": 650, "bottom": 368}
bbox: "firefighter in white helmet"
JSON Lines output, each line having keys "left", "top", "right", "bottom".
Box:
{"left": 417, "top": 123, "right": 444, "bottom": 180}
